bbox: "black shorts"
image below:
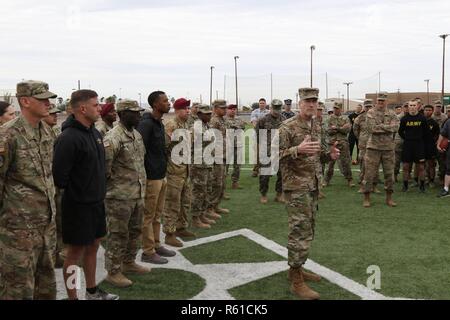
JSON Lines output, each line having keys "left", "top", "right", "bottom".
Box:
{"left": 61, "top": 196, "right": 107, "bottom": 246}
{"left": 425, "top": 141, "right": 437, "bottom": 160}
{"left": 402, "top": 140, "right": 425, "bottom": 163}
{"left": 446, "top": 150, "right": 450, "bottom": 175}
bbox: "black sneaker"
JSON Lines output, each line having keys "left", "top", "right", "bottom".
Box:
{"left": 438, "top": 189, "right": 450, "bottom": 198}
{"left": 141, "top": 252, "right": 168, "bottom": 264}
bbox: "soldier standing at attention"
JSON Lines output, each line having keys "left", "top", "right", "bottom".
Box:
{"left": 95, "top": 102, "right": 116, "bottom": 138}
{"left": 191, "top": 105, "right": 216, "bottom": 229}
{"left": 250, "top": 98, "right": 270, "bottom": 177}
{"left": 282, "top": 99, "right": 296, "bottom": 119}
{"left": 137, "top": 91, "right": 175, "bottom": 265}
{"left": 43, "top": 103, "right": 62, "bottom": 138}
{"left": 279, "top": 87, "right": 340, "bottom": 300}
{"left": 324, "top": 102, "right": 354, "bottom": 187}
{"left": 53, "top": 89, "right": 118, "bottom": 300}
{"left": 256, "top": 99, "right": 285, "bottom": 204}
{"left": 225, "top": 104, "right": 246, "bottom": 190}
{"left": 208, "top": 100, "right": 230, "bottom": 216}
{"left": 103, "top": 99, "right": 150, "bottom": 288}
{"left": 187, "top": 102, "right": 200, "bottom": 128}
{"left": 348, "top": 104, "right": 362, "bottom": 165}
{"left": 0, "top": 80, "right": 57, "bottom": 300}
{"left": 163, "top": 98, "right": 197, "bottom": 248}
{"left": 362, "top": 92, "right": 399, "bottom": 208}
{"left": 315, "top": 103, "right": 326, "bottom": 199}
{"left": 393, "top": 104, "right": 405, "bottom": 182}
{"left": 432, "top": 100, "right": 448, "bottom": 185}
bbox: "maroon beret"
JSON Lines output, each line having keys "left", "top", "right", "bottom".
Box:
{"left": 173, "top": 98, "right": 191, "bottom": 110}
{"left": 227, "top": 104, "right": 238, "bottom": 109}
{"left": 100, "top": 103, "right": 115, "bottom": 117}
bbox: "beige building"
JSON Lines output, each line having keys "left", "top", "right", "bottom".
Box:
{"left": 365, "top": 92, "right": 448, "bottom": 107}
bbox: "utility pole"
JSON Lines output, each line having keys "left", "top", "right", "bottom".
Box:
{"left": 210, "top": 66, "right": 214, "bottom": 106}
{"left": 424, "top": 79, "right": 430, "bottom": 104}
{"left": 440, "top": 34, "right": 449, "bottom": 111}
{"left": 326, "top": 72, "right": 329, "bottom": 99}
{"left": 77, "top": 80, "right": 81, "bottom": 90}
{"left": 310, "top": 45, "right": 316, "bottom": 88}
{"left": 234, "top": 56, "right": 239, "bottom": 107}
{"left": 270, "top": 73, "right": 273, "bottom": 102}
{"left": 343, "top": 82, "right": 353, "bottom": 112}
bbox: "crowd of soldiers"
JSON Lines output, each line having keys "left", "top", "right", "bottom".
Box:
{"left": 1, "top": 79, "right": 449, "bottom": 301}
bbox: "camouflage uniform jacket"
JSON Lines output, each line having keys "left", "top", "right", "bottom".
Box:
{"left": 279, "top": 115, "right": 331, "bottom": 192}
{"left": 366, "top": 108, "right": 399, "bottom": 151}
{"left": 225, "top": 116, "right": 246, "bottom": 148}
{"left": 326, "top": 114, "right": 351, "bottom": 143}
{"left": 353, "top": 112, "right": 370, "bottom": 148}
{"left": 256, "top": 113, "right": 285, "bottom": 155}
{"left": 165, "top": 117, "right": 190, "bottom": 177}
{"left": 0, "top": 115, "right": 56, "bottom": 229}
{"left": 104, "top": 122, "right": 147, "bottom": 200}
{"left": 210, "top": 115, "right": 228, "bottom": 160}
{"left": 95, "top": 119, "right": 114, "bottom": 138}
{"left": 191, "top": 120, "right": 214, "bottom": 169}
{"left": 187, "top": 113, "right": 199, "bottom": 129}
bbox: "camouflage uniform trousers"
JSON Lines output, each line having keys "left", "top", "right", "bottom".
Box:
{"left": 190, "top": 166, "right": 212, "bottom": 218}
{"left": 325, "top": 140, "right": 353, "bottom": 183}
{"left": 359, "top": 145, "right": 381, "bottom": 185}
{"left": 363, "top": 148, "right": 395, "bottom": 193}
{"left": 285, "top": 190, "right": 318, "bottom": 268}
{"left": 208, "top": 163, "right": 226, "bottom": 210}
{"left": 0, "top": 222, "right": 57, "bottom": 300}
{"left": 226, "top": 147, "right": 242, "bottom": 184}
{"left": 162, "top": 173, "right": 191, "bottom": 234}
{"left": 105, "top": 198, "right": 144, "bottom": 275}
{"left": 259, "top": 167, "right": 282, "bottom": 196}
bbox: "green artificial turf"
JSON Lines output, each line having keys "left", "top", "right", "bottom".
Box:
{"left": 180, "top": 235, "right": 286, "bottom": 265}
{"left": 99, "top": 269, "right": 205, "bottom": 300}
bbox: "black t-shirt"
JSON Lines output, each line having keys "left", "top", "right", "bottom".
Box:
{"left": 398, "top": 113, "right": 430, "bottom": 142}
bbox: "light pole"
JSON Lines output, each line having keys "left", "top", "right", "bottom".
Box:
{"left": 119, "top": 88, "right": 122, "bottom": 100}
{"left": 210, "top": 66, "right": 215, "bottom": 106}
{"left": 424, "top": 79, "right": 430, "bottom": 104}
{"left": 234, "top": 56, "right": 239, "bottom": 107}
{"left": 138, "top": 93, "right": 142, "bottom": 108}
{"left": 343, "top": 82, "right": 353, "bottom": 112}
{"left": 310, "top": 45, "right": 315, "bottom": 88}
{"left": 439, "top": 34, "right": 449, "bottom": 111}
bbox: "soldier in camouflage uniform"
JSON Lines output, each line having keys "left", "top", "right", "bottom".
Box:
{"left": 354, "top": 99, "right": 380, "bottom": 193}
{"left": 95, "top": 103, "right": 116, "bottom": 138}
{"left": 0, "top": 80, "right": 57, "bottom": 300}
{"left": 186, "top": 102, "right": 200, "bottom": 128}
{"left": 104, "top": 99, "right": 150, "bottom": 288}
{"left": 42, "top": 103, "right": 65, "bottom": 268}
{"left": 280, "top": 87, "right": 340, "bottom": 300}
{"left": 362, "top": 92, "right": 399, "bottom": 207}
{"left": 191, "top": 105, "right": 215, "bottom": 229}
{"left": 324, "top": 102, "right": 355, "bottom": 187}
{"left": 315, "top": 103, "right": 326, "bottom": 198}
{"left": 163, "top": 98, "right": 197, "bottom": 247}
{"left": 208, "top": 100, "right": 230, "bottom": 215}
{"left": 432, "top": 100, "right": 448, "bottom": 184}
{"left": 257, "top": 99, "right": 285, "bottom": 204}
{"left": 225, "top": 104, "right": 246, "bottom": 189}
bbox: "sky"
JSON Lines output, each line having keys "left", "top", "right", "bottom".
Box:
{"left": 1, "top": 0, "right": 450, "bottom": 106}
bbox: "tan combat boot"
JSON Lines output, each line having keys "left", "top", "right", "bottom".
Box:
{"left": 192, "top": 216, "right": 211, "bottom": 229}
{"left": 105, "top": 272, "right": 133, "bottom": 288}
{"left": 373, "top": 185, "right": 381, "bottom": 193}
{"left": 386, "top": 192, "right": 397, "bottom": 207}
{"left": 274, "top": 193, "right": 285, "bottom": 203}
{"left": 215, "top": 207, "right": 230, "bottom": 214}
{"left": 165, "top": 233, "right": 184, "bottom": 247}
{"left": 363, "top": 193, "right": 371, "bottom": 208}
{"left": 357, "top": 184, "right": 364, "bottom": 193}
{"left": 290, "top": 267, "right": 320, "bottom": 300}
{"left": 200, "top": 215, "right": 216, "bottom": 225}
{"left": 260, "top": 196, "right": 268, "bottom": 204}
{"left": 287, "top": 267, "right": 321, "bottom": 283}
{"left": 207, "top": 209, "right": 222, "bottom": 220}
{"left": 122, "top": 262, "right": 151, "bottom": 274}
{"left": 223, "top": 193, "right": 231, "bottom": 200}
{"left": 175, "top": 228, "right": 196, "bottom": 238}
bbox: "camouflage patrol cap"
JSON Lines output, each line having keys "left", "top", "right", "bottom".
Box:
{"left": 317, "top": 102, "right": 324, "bottom": 110}
{"left": 48, "top": 103, "right": 61, "bottom": 114}
{"left": 270, "top": 99, "right": 283, "bottom": 110}
{"left": 212, "top": 99, "right": 227, "bottom": 108}
{"left": 116, "top": 99, "right": 144, "bottom": 112}
{"left": 299, "top": 87, "right": 319, "bottom": 100}
{"left": 198, "top": 104, "right": 212, "bottom": 114}
{"left": 364, "top": 99, "right": 374, "bottom": 107}
{"left": 377, "top": 92, "right": 389, "bottom": 101}
{"left": 333, "top": 102, "right": 343, "bottom": 109}
{"left": 16, "top": 80, "right": 57, "bottom": 99}
{"left": 446, "top": 105, "right": 450, "bottom": 113}
{"left": 433, "top": 99, "right": 442, "bottom": 106}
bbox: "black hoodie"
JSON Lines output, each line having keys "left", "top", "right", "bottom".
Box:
{"left": 53, "top": 115, "right": 106, "bottom": 204}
